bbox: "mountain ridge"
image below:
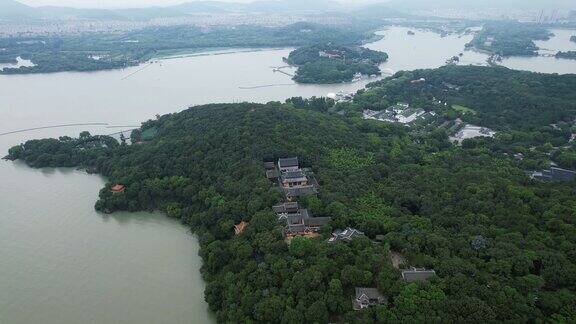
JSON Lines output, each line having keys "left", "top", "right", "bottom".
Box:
{"left": 0, "top": 0, "right": 346, "bottom": 20}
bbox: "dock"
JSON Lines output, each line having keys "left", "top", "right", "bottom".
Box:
{"left": 271, "top": 66, "right": 294, "bottom": 77}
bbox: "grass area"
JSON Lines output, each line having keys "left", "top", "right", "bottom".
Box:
{"left": 452, "top": 104, "right": 477, "bottom": 115}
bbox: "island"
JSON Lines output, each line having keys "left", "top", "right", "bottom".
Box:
{"left": 571, "top": 35, "right": 576, "bottom": 43}
{"left": 7, "top": 65, "right": 576, "bottom": 323}
{"left": 285, "top": 44, "right": 388, "bottom": 84}
{"left": 556, "top": 51, "right": 576, "bottom": 60}
{"left": 468, "top": 21, "right": 552, "bottom": 56}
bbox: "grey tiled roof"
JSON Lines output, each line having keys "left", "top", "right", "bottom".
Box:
{"left": 287, "top": 224, "right": 306, "bottom": 234}
{"left": 287, "top": 209, "right": 309, "bottom": 225}
{"left": 284, "top": 186, "right": 317, "bottom": 198}
{"left": 329, "top": 227, "right": 364, "bottom": 243}
{"left": 282, "top": 170, "right": 306, "bottom": 179}
{"left": 278, "top": 157, "right": 299, "bottom": 168}
{"left": 263, "top": 162, "right": 276, "bottom": 170}
{"left": 272, "top": 202, "right": 299, "bottom": 214}
{"left": 287, "top": 213, "right": 304, "bottom": 225}
{"left": 306, "top": 217, "right": 331, "bottom": 227}
{"left": 352, "top": 287, "right": 387, "bottom": 310}
{"left": 533, "top": 167, "right": 576, "bottom": 182}
{"left": 550, "top": 167, "right": 576, "bottom": 181}
{"left": 266, "top": 169, "right": 279, "bottom": 179}
{"left": 284, "top": 208, "right": 331, "bottom": 234}
{"left": 355, "top": 287, "right": 385, "bottom": 300}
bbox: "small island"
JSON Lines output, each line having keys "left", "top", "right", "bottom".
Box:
{"left": 285, "top": 44, "right": 388, "bottom": 84}
{"left": 555, "top": 51, "right": 576, "bottom": 60}
{"left": 469, "top": 21, "right": 552, "bottom": 56}
{"left": 571, "top": 36, "right": 576, "bottom": 43}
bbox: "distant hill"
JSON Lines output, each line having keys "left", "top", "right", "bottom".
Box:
{"left": 351, "top": 4, "right": 407, "bottom": 19}
{"left": 0, "top": 0, "right": 236, "bottom": 21}
{"left": 173, "top": 1, "right": 235, "bottom": 14}
{"left": 0, "top": 0, "right": 392, "bottom": 21}
{"left": 386, "top": 0, "right": 575, "bottom": 10}
{"left": 35, "top": 7, "right": 122, "bottom": 20}
{"left": 175, "top": 0, "right": 342, "bottom": 14}
{"left": 247, "top": 0, "right": 341, "bottom": 12}
{"left": 36, "top": 6, "right": 186, "bottom": 20}
{"left": 0, "top": 0, "right": 38, "bottom": 19}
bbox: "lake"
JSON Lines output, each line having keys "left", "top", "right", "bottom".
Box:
{"left": 0, "top": 25, "right": 574, "bottom": 324}
{"left": 0, "top": 152, "right": 213, "bottom": 324}
{"left": 501, "top": 28, "right": 576, "bottom": 74}
{"left": 367, "top": 27, "right": 576, "bottom": 75}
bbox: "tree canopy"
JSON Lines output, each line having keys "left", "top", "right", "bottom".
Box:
{"left": 469, "top": 22, "right": 552, "bottom": 56}
{"left": 7, "top": 66, "right": 576, "bottom": 323}
{"left": 286, "top": 44, "right": 388, "bottom": 84}
{"left": 0, "top": 22, "right": 376, "bottom": 74}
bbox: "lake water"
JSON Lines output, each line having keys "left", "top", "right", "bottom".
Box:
{"left": 0, "top": 25, "right": 574, "bottom": 324}
{"left": 0, "top": 153, "right": 213, "bottom": 324}
{"left": 368, "top": 27, "right": 576, "bottom": 75}
{"left": 501, "top": 28, "right": 576, "bottom": 74}
{"left": 367, "top": 27, "right": 488, "bottom": 74}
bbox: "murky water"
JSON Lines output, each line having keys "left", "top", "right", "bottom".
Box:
{"left": 502, "top": 28, "right": 576, "bottom": 74}
{"left": 368, "top": 27, "right": 576, "bottom": 75}
{"left": 0, "top": 128, "right": 214, "bottom": 324}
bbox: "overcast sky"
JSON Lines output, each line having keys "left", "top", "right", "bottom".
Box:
{"left": 19, "top": 0, "right": 382, "bottom": 9}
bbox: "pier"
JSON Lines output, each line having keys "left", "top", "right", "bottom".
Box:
{"left": 239, "top": 83, "right": 295, "bottom": 90}
{"left": 271, "top": 66, "right": 294, "bottom": 77}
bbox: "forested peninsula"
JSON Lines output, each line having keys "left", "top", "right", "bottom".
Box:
{"left": 0, "top": 22, "right": 376, "bottom": 75}
{"left": 286, "top": 44, "right": 388, "bottom": 84}
{"left": 7, "top": 66, "right": 576, "bottom": 323}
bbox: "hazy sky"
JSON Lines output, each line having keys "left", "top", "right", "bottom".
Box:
{"left": 19, "top": 0, "right": 246, "bottom": 8}
{"left": 19, "top": 0, "right": 381, "bottom": 9}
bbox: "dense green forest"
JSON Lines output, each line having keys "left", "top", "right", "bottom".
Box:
{"left": 556, "top": 51, "right": 576, "bottom": 60}
{"left": 0, "top": 22, "right": 375, "bottom": 74}
{"left": 357, "top": 65, "right": 576, "bottom": 130}
{"left": 5, "top": 131, "right": 119, "bottom": 168}
{"left": 469, "top": 22, "right": 552, "bottom": 56}
{"left": 6, "top": 66, "right": 576, "bottom": 323}
{"left": 352, "top": 65, "right": 576, "bottom": 170}
{"left": 286, "top": 44, "right": 388, "bottom": 84}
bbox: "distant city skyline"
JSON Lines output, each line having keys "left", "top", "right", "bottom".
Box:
{"left": 16, "top": 0, "right": 573, "bottom": 10}
{"left": 18, "top": 0, "right": 382, "bottom": 9}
